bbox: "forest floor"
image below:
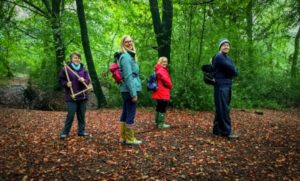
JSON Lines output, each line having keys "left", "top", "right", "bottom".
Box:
{"left": 0, "top": 107, "right": 299, "bottom": 180}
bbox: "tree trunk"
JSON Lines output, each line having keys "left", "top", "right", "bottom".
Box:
{"left": 1, "top": 2, "right": 15, "bottom": 78}
{"left": 187, "top": 5, "right": 193, "bottom": 67}
{"left": 198, "top": 5, "right": 207, "bottom": 65}
{"left": 51, "top": 0, "right": 65, "bottom": 74}
{"left": 41, "top": 0, "right": 66, "bottom": 90}
{"left": 149, "top": 0, "right": 173, "bottom": 64}
{"left": 4, "top": 43, "right": 13, "bottom": 78}
{"left": 75, "top": 0, "right": 107, "bottom": 107}
{"left": 291, "top": 25, "right": 300, "bottom": 78}
{"left": 162, "top": 0, "right": 173, "bottom": 62}
{"left": 246, "top": 0, "right": 254, "bottom": 77}
{"left": 3, "top": 25, "right": 13, "bottom": 78}
{"left": 149, "top": 0, "right": 164, "bottom": 55}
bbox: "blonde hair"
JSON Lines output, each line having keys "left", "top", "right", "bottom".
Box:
{"left": 119, "top": 35, "right": 138, "bottom": 61}
{"left": 157, "top": 57, "right": 168, "bottom": 64}
{"left": 119, "top": 35, "right": 136, "bottom": 53}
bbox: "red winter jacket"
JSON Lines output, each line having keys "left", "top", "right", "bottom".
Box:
{"left": 152, "top": 64, "right": 173, "bottom": 100}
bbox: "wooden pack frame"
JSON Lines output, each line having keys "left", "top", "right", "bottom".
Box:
{"left": 63, "top": 62, "right": 92, "bottom": 100}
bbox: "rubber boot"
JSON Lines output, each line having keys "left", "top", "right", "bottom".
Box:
{"left": 157, "top": 112, "right": 170, "bottom": 129}
{"left": 125, "top": 124, "right": 142, "bottom": 145}
{"left": 119, "top": 122, "right": 126, "bottom": 144}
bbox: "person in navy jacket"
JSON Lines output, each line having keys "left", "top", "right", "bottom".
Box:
{"left": 152, "top": 57, "right": 173, "bottom": 129}
{"left": 212, "top": 39, "right": 238, "bottom": 139}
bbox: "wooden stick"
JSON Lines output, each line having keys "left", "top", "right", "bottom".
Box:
{"left": 65, "top": 64, "right": 90, "bottom": 89}
{"left": 72, "top": 87, "right": 92, "bottom": 97}
{"left": 63, "top": 62, "right": 92, "bottom": 100}
{"left": 63, "top": 63, "right": 75, "bottom": 98}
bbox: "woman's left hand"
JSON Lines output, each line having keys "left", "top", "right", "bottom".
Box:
{"left": 78, "top": 77, "right": 85, "bottom": 83}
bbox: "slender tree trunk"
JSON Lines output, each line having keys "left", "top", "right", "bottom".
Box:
{"left": 246, "top": 0, "right": 254, "bottom": 77}
{"left": 198, "top": 5, "right": 206, "bottom": 65}
{"left": 3, "top": 30, "right": 13, "bottom": 78}
{"left": 52, "top": 0, "right": 65, "bottom": 68}
{"left": 291, "top": 25, "right": 300, "bottom": 78}
{"left": 42, "top": 0, "right": 66, "bottom": 90}
{"left": 162, "top": 0, "right": 173, "bottom": 62}
{"left": 75, "top": 0, "right": 107, "bottom": 107}
{"left": 149, "top": 0, "right": 164, "bottom": 56}
{"left": 187, "top": 5, "right": 193, "bottom": 67}
{"left": 4, "top": 44, "right": 13, "bottom": 78}
{"left": 1, "top": 2, "right": 15, "bottom": 78}
{"left": 149, "top": 0, "right": 173, "bottom": 64}
{"left": 51, "top": 7, "right": 65, "bottom": 86}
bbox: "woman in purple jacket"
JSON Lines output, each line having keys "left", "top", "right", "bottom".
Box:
{"left": 59, "top": 52, "right": 91, "bottom": 139}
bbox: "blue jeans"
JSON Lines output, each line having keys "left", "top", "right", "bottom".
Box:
{"left": 120, "top": 92, "right": 137, "bottom": 125}
{"left": 213, "top": 85, "right": 232, "bottom": 136}
{"left": 61, "top": 100, "right": 87, "bottom": 135}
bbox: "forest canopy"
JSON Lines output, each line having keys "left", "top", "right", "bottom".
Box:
{"left": 0, "top": 0, "right": 299, "bottom": 110}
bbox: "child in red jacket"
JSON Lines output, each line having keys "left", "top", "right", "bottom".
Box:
{"left": 152, "top": 57, "right": 173, "bottom": 128}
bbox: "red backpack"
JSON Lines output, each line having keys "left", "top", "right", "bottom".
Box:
{"left": 109, "top": 52, "right": 123, "bottom": 84}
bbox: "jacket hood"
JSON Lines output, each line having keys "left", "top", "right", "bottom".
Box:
{"left": 155, "top": 64, "right": 167, "bottom": 71}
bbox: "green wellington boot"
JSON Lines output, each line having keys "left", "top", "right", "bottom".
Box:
{"left": 119, "top": 122, "right": 126, "bottom": 144}
{"left": 125, "top": 124, "right": 142, "bottom": 145}
{"left": 157, "top": 112, "right": 170, "bottom": 129}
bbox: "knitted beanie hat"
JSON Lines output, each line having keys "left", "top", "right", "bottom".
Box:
{"left": 218, "top": 38, "right": 230, "bottom": 49}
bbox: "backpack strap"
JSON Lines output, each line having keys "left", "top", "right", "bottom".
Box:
{"left": 211, "top": 54, "right": 219, "bottom": 77}
{"left": 117, "top": 53, "right": 125, "bottom": 78}
{"left": 117, "top": 53, "right": 123, "bottom": 65}
{"left": 211, "top": 54, "right": 217, "bottom": 65}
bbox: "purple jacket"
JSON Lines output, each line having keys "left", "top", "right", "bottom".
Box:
{"left": 59, "top": 63, "right": 90, "bottom": 101}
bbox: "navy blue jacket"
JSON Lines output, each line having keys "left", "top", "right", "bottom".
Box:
{"left": 212, "top": 52, "right": 238, "bottom": 85}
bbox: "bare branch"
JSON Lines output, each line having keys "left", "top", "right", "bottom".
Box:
{"left": 3, "top": 0, "right": 49, "bottom": 18}
{"left": 12, "top": 23, "right": 39, "bottom": 39}
{"left": 21, "top": 0, "right": 50, "bottom": 17}
{"left": 41, "top": 0, "right": 51, "bottom": 14}
{"left": 176, "top": 0, "right": 214, "bottom": 5}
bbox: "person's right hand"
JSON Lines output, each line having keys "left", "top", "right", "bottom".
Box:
{"left": 67, "top": 81, "right": 72, "bottom": 88}
{"left": 132, "top": 96, "right": 138, "bottom": 102}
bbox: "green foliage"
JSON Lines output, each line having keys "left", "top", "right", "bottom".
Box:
{"left": 171, "top": 71, "right": 214, "bottom": 110}
{"left": 1, "top": 0, "right": 300, "bottom": 110}
{"left": 234, "top": 74, "right": 300, "bottom": 109}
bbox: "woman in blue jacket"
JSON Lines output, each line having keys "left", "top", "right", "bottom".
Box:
{"left": 212, "top": 39, "right": 238, "bottom": 139}
{"left": 118, "top": 35, "right": 142, "bottom": 145}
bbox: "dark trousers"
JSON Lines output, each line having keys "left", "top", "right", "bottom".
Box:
{"left": 120, "top": 92, "right": 137, "bottom": 125}
{"left": 156, "top": 100, "right": 168, "bottom": 113}
{"left": 61, "top": 100, "right": 87, "bottom": 135}
{"left": 213, "top": 85, "right": 232, "bottom": 136}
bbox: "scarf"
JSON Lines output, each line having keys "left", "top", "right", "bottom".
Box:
{"left": 71, "top": 63, "right": 81, "bottom": 71}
